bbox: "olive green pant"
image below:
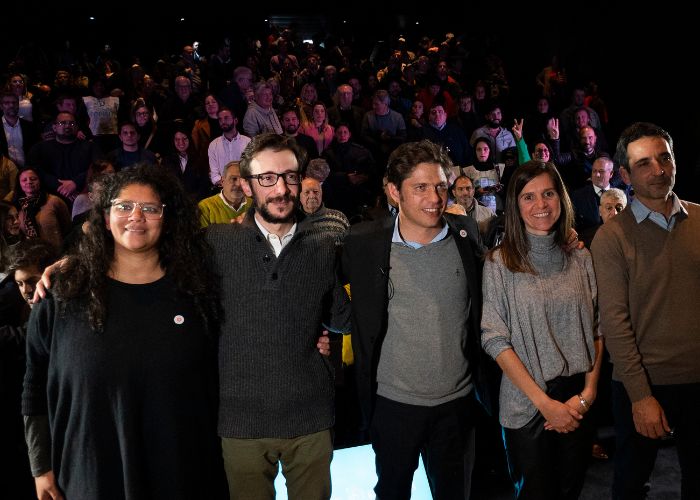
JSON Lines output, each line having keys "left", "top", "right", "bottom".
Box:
{"left": 221, "top": 429, "right": 333, "bottom": 500}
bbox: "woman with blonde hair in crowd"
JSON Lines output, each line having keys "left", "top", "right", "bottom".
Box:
{"left": 5, "top": 73, "right": 37, "bottom": 123}
{"left": 300, "top": 101, "right": 334, "bottom": 156}
{"left": 296, "top": 83, "right": 318, "bottom": 125}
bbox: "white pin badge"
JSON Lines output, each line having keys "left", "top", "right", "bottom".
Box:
{"left": 174, "top": 315, "right": 185, "bottom": 325}
{"left": 459, "top": 229, "right": 467, "bottom": 238}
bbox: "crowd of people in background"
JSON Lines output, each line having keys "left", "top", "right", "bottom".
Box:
{"left": 0, "top": 22, "right": 698, "bottom": 500}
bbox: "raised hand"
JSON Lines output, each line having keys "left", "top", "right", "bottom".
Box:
{"left": 547, "top": 117, "right": 560, "bottom": 140}
{"left": 512, "top": 118, "right": 524, "bottom": 141}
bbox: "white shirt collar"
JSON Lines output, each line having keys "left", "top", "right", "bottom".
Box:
{"left": 2, "top": 116, "right": 19, "bottom": 129}
{"left": 218, "top": 192, "right": 248, "bottom": 212}
{"left": 593, "top": 184, "right": 609, "bottom": 196}
{"left": 254, "top": 217, "right": 297, "bottom": 257}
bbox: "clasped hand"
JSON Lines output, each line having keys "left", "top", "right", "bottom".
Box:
{"left": 542, "top": 397, "right": 584, "bottom": 433}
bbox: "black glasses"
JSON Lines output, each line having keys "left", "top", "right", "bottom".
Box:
{"left": 246, "top": 172, "right": 301, "bottom": 187}
{"left": 110, "top": 199, "right": 165, "bottom": 219}
{"left": 56, "top": 120, "right": 76, "bottom": 126}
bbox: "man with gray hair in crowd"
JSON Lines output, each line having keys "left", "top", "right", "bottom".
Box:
{"left": 242, "top": 82, "right": 283, "bottom": 137}
{"left": 360, "top": 89, "right": 406, "bottom": 167}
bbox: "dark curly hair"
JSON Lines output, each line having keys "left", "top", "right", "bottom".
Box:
{"left": 52, "top": 164, "right": 222, "bottom": 334}
{"left": 7, "top": 238, "right": 57, "bottom": 274}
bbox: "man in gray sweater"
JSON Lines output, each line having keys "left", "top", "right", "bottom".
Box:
{"left": 591, "top": 122, "right": 700, "bottom": 500}
{"left": 206, "top": 133, "right": 350, "bottom": 499}
{"left": 342, "top": 140, "right": 488, "bottom": 500}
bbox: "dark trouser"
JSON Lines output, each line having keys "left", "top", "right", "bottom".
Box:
{"left": 371, "top": 394, "right": 476, "bottom": 500}
{"left": 502, "top": 374, "right": 592, "bottom": 500}
{"left": 611, "top": 381, "right": 700, "bottom": 500}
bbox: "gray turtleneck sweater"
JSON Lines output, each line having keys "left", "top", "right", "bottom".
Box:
{"left": 481, "top": 232, "right": 598, "bottom": 429}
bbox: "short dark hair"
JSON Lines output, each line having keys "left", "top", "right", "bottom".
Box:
{"left": 0, "top": 91, "right": 18, "bottom": 102}
{"left": 483, "top": 99, "right": 502, "bottom": 115}
{"left": 491, "top": 160, "right": 573, "bottom": 274}
{"left": 7, "top": 239, "right": 57, "bottom": 275}
{"left": 615, "top": 122, "right": 673, "bottom": 170}
{"left": 281, "top": 105, "right": 300, "bottom": 119}
{"left": 55, "top": 94, "right": 78, "bottom": 107}
{"left": 335, "top": 121, "right": 351, "bottom": 132}
{"left": 118, "top": 121, "right": 137, "bottom": 134}
{"left": 386, "top": 140, "right": 452, "bottom": 190}
{"left": 239, "top": 133, "right": 306, "bottom": 178}
{"left": 217, "top": 106, "right": 235, "bottom": 118}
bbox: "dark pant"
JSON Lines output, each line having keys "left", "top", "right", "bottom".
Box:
{"left": 502, "top": 374, "right": 592, "bottom": 500}
{"left": 611, "top": 381, "right": 700, "bottom": 500}
{"left": 370, "top": 394, "right": 476, "bottom": 500}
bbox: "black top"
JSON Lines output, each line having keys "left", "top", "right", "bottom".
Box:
{"left": 22, "top": 275, "right": 221, "bottom": 499}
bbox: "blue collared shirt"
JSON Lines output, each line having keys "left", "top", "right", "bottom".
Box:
{"left": 392, "top": 214, "right": 449, "bottom": 249}
{"left": 629, "top": 192, "right": 686, "bottom": 231}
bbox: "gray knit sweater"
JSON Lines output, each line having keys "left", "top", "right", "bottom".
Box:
{"left": 206, "top": 213, "right": 350, "bottom": 438}
{"left": 481, "top": 233, "right": 598, "bottom": 428}
{"left": 377, "top": 236, "right": 473, "bottom": 407}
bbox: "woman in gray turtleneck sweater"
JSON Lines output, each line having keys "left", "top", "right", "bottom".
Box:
{"left": 481, "top": 161, "right": 603, "bottom": 500}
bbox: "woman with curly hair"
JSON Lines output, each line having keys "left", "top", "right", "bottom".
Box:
{"left": 22, "top": 164, "right": 225, "bottom": 499}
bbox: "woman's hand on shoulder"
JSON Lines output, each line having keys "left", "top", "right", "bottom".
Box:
{"left": 562, "top": 228, "right": 584, "bottom": 253}
{"left": 33, "top": 257, "right": 69, "bottom": 303}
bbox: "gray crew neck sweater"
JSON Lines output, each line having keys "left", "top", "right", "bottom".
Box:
{"left": 377, "top": 235, "right": 473, "bottom": 407}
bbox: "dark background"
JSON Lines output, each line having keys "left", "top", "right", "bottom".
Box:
{"left": 5, "top": 4, "right": 697, "bottom": 200}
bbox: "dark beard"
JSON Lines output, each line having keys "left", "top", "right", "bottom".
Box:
{"left": 56, "top": 131, "right": 77, "bottom": 142}
{"left": 254, "top": 193, "right": 297, "bottom": 224}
